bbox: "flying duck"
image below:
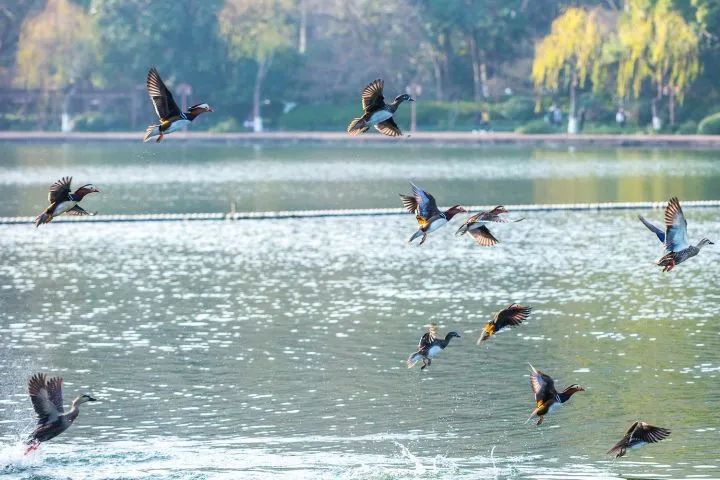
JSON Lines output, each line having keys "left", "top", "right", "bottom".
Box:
{"left": 25, "top": 373, "right": 97, "bottom": 454}
{"left": 34, "top": 176, "right": 99, "bottom": 227}
{"left": 400, "top": 182, "right": 466, "bottom": 245}
{"left": 406, "top": 324, "right": 460, "bottom": 370}
{"left": 347, "top": 79, "right": 413, "bottom": 137}
{"left": 456, "top": 206, "right": 524, "bottom": 246}
{"left": 526, "top": 364, "right": 584, "bottom": 426}
{"left": 607, "top": 421, "right": 671, "bottom": 458}
{"left": 639, "top": 197, "right": 713, "bottom": 272}
{"left": 144, "top": 67, "right": 213, "bottom": 142}
{"left": 477, "top": 304, "right": 532, "bottom": 344}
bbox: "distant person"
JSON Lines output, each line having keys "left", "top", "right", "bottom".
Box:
{"left": 616, "top": 108, "right": 626, "bottom": 128}
{"left": 578, "top": 108, "right": 586, "bottom": 132}
{"left": 551, "top": 104, "right": 562, "bottom": 126}
{"left": 477, "top": 108, "right": 491, "bottom": 132}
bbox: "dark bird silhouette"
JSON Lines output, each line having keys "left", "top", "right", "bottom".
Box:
{"left": 400, "top": 182, "right": 466, "bottom": 245}
{"left": 477, "top": 304, "right": 532, "bottom": 344}
{"left": 347, "top": 79, "right": 413, "bottom": 137}
{"left": 456, "top": 206, "right": 524, "bottom": 246}
{"left": 526, "top": 364, "right": 584, "bottom": 426}
{"left": 407, "top": 324, "right": 461, "bottom": 370}
{"left": 607, "top": 421, "right": 671, "bottom": 458}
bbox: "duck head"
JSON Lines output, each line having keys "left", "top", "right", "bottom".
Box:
{"left": 187, "top": 103, "right": 214, "bottom": 117}
{"left": 72, "top": 394, "right": 97, "bottom": 406}
{"left": 73, "top": 184, "right": 100, "bottom": 199}
{"left": 697, "top": 238, "right": 714, "bottom": 249}
{"left": 445, "top": 205, "right": 467, "bottom": 221}
{"left": 561, "top": 384, "right": 585, "bottom": 398}
{"left": 444, "top": 331, "right": 461, "bottom": 342}
{"left": 393, "top": 93, "right": 414, "bottom": 104}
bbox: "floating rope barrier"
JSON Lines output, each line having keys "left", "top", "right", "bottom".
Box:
{"left": 1, "top": 200, "right": 719, "bottom": 225}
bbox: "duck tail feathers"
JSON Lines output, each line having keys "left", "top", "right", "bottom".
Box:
{"left": 408, "top": 229, "right": 424, "bottom": 243}
{"left": 34, "top": 212, "right": 50, "bottom": 227}
{"left": 144, "top": 125, "right": 159, "bottom": 142}
{"left": 347, "top": 117, "right": 369, "bottom": 136}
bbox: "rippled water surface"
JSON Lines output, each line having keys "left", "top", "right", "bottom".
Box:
{"left": 1, "top": 142, "right": 720, "bottom": 216}
{"left": 1, "top": 142, "right": 719, "bottom": 479}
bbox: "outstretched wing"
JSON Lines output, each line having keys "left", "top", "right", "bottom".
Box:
{"left": 28, "top": 373, "right": 64, "bottom": 424}
{"left": 529, "top": 364, "right": 556, "bottom": 401}
{"left": 494, "top": 304, "right": 531, "bottom": 329}
{"left": 146, "top": 67, "right": 182, "bottom": 121}
{"left": 664, "top": 197, "right": 690, "bottom": 252}
{"left": 638, "top": 215, "right": 665, "bottom": 243}
{"left": 67, "top": 205, "right": 94, "bottom": 216}
{"left": 361, "top": 79, "right": 385, "bottom": 112}
{"left": 48, "top": 177, "right": 72, "bottom": 204}
{"left": 469, "top": 225, "right": 499, "bottom": 246}
{"left": 633, "top": 422, "right": 671, "bottom": 444}
{"left": 400, "top": 183, "right": 440, "bottom": 219}
{"left": 375, "top": 118, "right": 402, "bottom": 137}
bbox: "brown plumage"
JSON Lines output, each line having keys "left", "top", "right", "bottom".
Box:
{"left": 25, "top": 373, "right": 97, "bottom": 454}
{"left": 347, "top": 79, "right": 413, "bottom": 137}
{"left": 34, "top": 177, "right": 100, "bottom": 227}
{"left": 607, "top": 421, "right": 671, "bottom": 458}
{"left": 527, "top": 364, "right": 584, "bottom": 426}
{"left": 477, "top": 304, "right": 532, "bottom": 344}
{"left": 456, "top": 206, "right": 523, "bottom": 247}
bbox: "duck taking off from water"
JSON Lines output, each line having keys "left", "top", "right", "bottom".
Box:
{"left": 607, "top": 421, "right": 670, "bottom": 458}
{"left": 406, "top": 324, "right": 461, "bottom": 370}
{"left": 456, "top": 206, "right": 524, "bottom": 246}
{"left": 638, "top": 197, "right": 713, "bottom": 272}
{"left": 477, "top": 304, "right": 532, "bottom": 344}
{"left": 34, "top": 177, "right": 100, "bottom": 227}
{"left": 400, "top": 182, "right": 466, "bottom": 245}
{"left": 347, "top": 79, "right": 413, "bottom": 137}
{"left": 144, "top": 67, "right": 213, "bottom": 142}
{"left": 526, "top": 364, "right": 584, "bottom": 426}
{"left": 25, "top": 373, "right": 97, "bottom": 454}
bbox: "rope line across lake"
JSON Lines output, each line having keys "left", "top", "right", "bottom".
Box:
{"left": 2, "top": 200, "right": 720, "bottom": 225}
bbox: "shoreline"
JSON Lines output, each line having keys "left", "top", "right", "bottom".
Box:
{"left": 2, "top": 130, "right": 720, "bottom": 147}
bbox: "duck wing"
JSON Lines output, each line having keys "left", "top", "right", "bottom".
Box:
{"left": 67, "top": 205, "right": 95, "bottom": 216}
{"left": 638, "top": 215, "right": 665, "bottom": 243}
{"left": 28, "top": 374, "right": 64, "bottom": 424}
{"left": 375, "top": 118, "right": 402, "bottom": 137}
{"left": 48, "top": 177, "right": 72, "bottom": 204}
{"left": 468, "top": 225, "right": 499, "bottom": 246}
{"left": 401, "top": 182, "right": 440, "bottom": 219}
{"left": 529, "top": 364, "right": 556, "bottom": 401}
{"left": 494, "top": 304, "right": 532, "bottom": 329}
{"left": 147, "top": 67, "right": 182, "bottom": 121}
{"left": 664, "top": 197, "right": 690, "bottom": 252}
{"left": 417, "top": 324, "right": 438, "bottom": 351}
{"left": 361, "top": 79, "right": 385, "bottom": 112}
{"left": 631, "top": 422, "right": 671, "bottom": 444}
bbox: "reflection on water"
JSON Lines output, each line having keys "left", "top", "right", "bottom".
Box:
{"left": 1, "top": 210, "right": 719, "bottom": 478}
{"left": 1, "top": 142, "right": 720, "bottom": 216}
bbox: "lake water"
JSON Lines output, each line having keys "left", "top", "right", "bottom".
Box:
{"left": 0, "top": 142, "right": 719, "bottom": 479}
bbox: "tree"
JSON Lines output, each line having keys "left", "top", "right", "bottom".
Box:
{"left": 14, "top": 0, "right": 99, "bottom": 91}
{"left": 616, "top": 0, "right": 700, "bottom": 128}
{"left": 532, "top": 7, "right": 606, "bottom": 133}
{"left": 219, "top": 0, "right": 295, "bottom": 132}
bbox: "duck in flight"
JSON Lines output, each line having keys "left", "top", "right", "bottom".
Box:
{"left": 347, "top": 79, "right": 413, "bottom": 137}
{"left": 477, "top": 304, "right": 532, "bottom": 344}
{"left": 607, "top": 421, "right": 670, "bottom": 458}
{"left": 34, "top": 176, "right": 99, "bottom": 227}
{"left": 407, "top": 324, "right": 461, "bottom": 370}
{"left": 25, "top": 373, "right": 97, "bottom": 454}
{"left": 456, "top": 206, "right": 524, "bottom": 246}
{"left": 144, "top": 67, "right": 213, "bottom": 142}
{"left": 639, "top": 197, "right": 713, "bottom": 272}
{"left": 526, "top": 364, "right": 584, "bottom": 426}
{"left": 400, "top": 182, "right": 466, "bottom": 245}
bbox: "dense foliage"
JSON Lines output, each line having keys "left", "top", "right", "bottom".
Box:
{"left": 1, "top": 0, "right": 719, "bottom": 133}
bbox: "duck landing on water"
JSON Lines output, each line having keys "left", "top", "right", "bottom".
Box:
{"left": 24, "top": 373, "right": 97, "bottom": 455}
{"left": 406, "top": 324, "right": 461, "bottom": 370}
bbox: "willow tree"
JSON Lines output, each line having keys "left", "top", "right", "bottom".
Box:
{"left": 532, "top": 8, "right": 605, "bottom": 133}
{"left": 617, "top": 0, "right": 700, "bottom": 128}
{"left": 219, "top": 0, "right": 294, "bottom": 132}
{"left": 15, "top": 0, "right": 98, "bottom": 91}
{"left": 14, "top": 0, "right": 99, "bottom": 130}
